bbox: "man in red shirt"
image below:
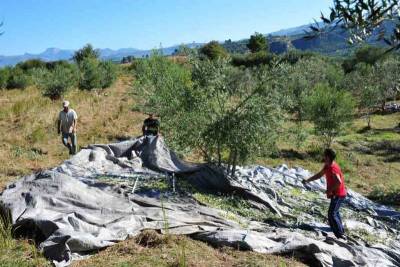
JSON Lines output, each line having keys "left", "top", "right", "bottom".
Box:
{"left": 302, "top": 148, "right": 347, "bottom": 239}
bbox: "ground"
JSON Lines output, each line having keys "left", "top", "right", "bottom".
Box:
{"left": 0, "top": 75, "right": 399, "bottom": 266}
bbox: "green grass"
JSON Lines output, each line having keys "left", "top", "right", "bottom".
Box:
{"left": 0, "top": 212, "right": 49, "bottom": 267}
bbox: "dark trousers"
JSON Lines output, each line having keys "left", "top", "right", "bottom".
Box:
{"left": 328, "top": 196, "right": 346, "bottom": 238}
{"left": 62, "top": 133, "right": 77, "bottom": 155}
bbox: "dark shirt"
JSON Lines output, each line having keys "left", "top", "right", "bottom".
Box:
{"left": 142, "top": 118, "right": 160, "bottom": 136}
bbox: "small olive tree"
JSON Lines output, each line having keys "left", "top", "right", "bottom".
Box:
{"left": 78, "top": 57, "right": 101, "bottom": 90}
{"left": 98, "top": 61, "right": 117, "bottom": 88}
{"left": 35, "top": 65, "right": 77, "bottom": 100}
{"left": 305, "top": 83, "right": 355, "bottom": 148}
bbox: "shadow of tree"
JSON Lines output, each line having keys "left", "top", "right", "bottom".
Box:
{"left": 368, "top": 141, "right": 400, "bottom": 162}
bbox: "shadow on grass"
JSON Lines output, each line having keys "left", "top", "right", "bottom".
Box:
{"left": 368, "top": 141, "right": 400, "bottom": 162}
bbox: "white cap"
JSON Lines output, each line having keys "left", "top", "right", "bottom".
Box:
{"left": 62, "top": 100, "right": 70, "bottom": 108}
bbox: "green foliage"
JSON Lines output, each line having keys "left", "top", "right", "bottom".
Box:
{"left": 231, "top": 51, "right": 274, "bottom": 67}
{"left": 283, "top": 57, "right": 344, "bottom": 146}
{"left": 36, "top": 65, "right": 77, "bottom": 99}
{"left": 16, "top": 59, "right": 46, "bottom": 71}
{"left": 73, "top": 43, "right": 100, "bottom": 64}
{"left": 134, "top": 53, "right": 283, "bottom": 175}
{"left": 0, "top": 67, "right": 10, "bottom": 89}
{"left": 247, "top": 32, "right": 268, "bottom": 53}
{"left": 78, "top": 57, "right": 101, "bottom": 90}
{"left": 98, "top": 61, "right": 117, "bottom": 88}
{"left": 346, "top": 57, "right": 400, "bottom": 112}
{"left": 222, "top": 39, "right": 248, "bottom": 54}
{"left": 7, "top": 67, "right": 29, "bottom": 89}
{"left": 45, "top": 60, "right": 72, "bottom": 70}
{"left": 279, "top": 50, "right": 316, "bottom": 65}
{"left": 342, "top": 46, "right": 386, "bottom": 73}
{"left": 305, "top": 84, "right": 355, "bottom": 148}
{"left": 199, "top": 41, "right": 229, "bottom": 60}
{"left": 316, "top": 0, "right": 400, "bottom": 49}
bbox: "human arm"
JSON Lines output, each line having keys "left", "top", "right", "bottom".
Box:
{"left": 302, "top": 168, "right": 325, "bottom": 184}
{"left": 57, "top": 119, "right": 61, "bottom": 134}
{"left": 142, "top": 124, "right": 146, "bottom": 136}
{"left": 72, "top": 119, "right": 77, "bottom": 133}
{"left": 72, "top": 111, "right": 78, "bottom": 133}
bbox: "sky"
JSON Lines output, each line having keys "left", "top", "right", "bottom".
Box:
{"left": 0, "top": 0, "right": 332, "bottom": 56}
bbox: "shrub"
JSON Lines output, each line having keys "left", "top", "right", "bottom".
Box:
{"left": 199, "top": 41, "right": 229, "bottom": 60}
{"left": 45, "top": 60, "right": 72, "bottom": 70}
{"left": 73, "top": 43, "right": 99, "bottom": 64}
{"left": 0, "top": 67, "right": 10, "bottom": 89}
{"left": 36, "top": 65, "right": 76, "bottom": 99}
{"left": 305, "top": 84, "right": 355, "bottom": 148}
{"left": 7, "top": 67, "right": 29, "bottom": 89}
{"left": 16, "top": 59, "right": 46, "bottom": 71}
{"left": 231, "top": 51, "right": 274, "bottom": 67}
{"left": 98, "top": 61, "right": 117, "bottom": 88}
{"left": 247, "top": 32, "right": 268, "bottom": 53}
{"left": 78, "top": 58, "right": 101, "bottom": 90}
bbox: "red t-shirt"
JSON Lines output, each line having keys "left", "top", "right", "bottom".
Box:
{"left": 324, "top": 162, "right": 347, "bottom": 197}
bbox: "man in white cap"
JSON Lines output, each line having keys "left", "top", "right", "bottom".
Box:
{"left": 57, "top": 100, "right": 78, "bottom": 155}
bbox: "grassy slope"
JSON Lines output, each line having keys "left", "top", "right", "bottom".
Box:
{"left": 0, "top": 75, "right": 398, "bottom": 266}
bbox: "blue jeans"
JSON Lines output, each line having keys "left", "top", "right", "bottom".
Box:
{"left": 328, "top": 196, "right": 346, "bottom": 238}
{"left": 62, "top": 133, "right": 77, "bottom": 155}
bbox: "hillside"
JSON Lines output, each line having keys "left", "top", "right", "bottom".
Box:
{"left": 0, "top": 43, "right": 203, "bottom": 67}
{"left": 1, "top": 74, "right": 399, "bottom": 266}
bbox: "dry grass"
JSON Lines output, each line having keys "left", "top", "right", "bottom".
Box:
{"left": 0, "top": 75, "right": 144, "bottom": 189}
{"left": 0, "top": 77, "right": 307, "bottom": 266}
{"left": 72, "top": 230, "right": 305, "bottom": 267}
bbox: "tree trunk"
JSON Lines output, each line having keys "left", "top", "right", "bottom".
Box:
{"left": 367, "top": 114, "right": 371, "bottom": 129}
{"left": 230, "top": 150, "right": 237, "bottom": 178}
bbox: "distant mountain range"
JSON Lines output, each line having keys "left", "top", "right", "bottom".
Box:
{"left": 0, "top": 43, "right": 202, "bottom": 67}
{"left": 0, "top": 21, "right": 394, "bottom": 67}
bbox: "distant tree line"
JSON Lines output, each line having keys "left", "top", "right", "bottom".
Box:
{"left": 0, "top": 44, "right": 118, "bottom": 99}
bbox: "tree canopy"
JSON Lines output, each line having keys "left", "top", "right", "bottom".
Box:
{"left": 247, "top": 32, "right": 268, "bottom": 53}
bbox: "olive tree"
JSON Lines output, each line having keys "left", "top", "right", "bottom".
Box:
{"left": 305, "top": 83, "right": 355, "bottom": 148}
{"left": 35, "top": 65, "right": 77, "bottom": 100}
{"left": 134, "top": 53, "right": 284, "bottom": 176}
{"left": 284, "top": 57, "right": 344, "bottom": 146}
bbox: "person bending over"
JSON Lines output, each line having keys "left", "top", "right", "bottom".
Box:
{"left": 142, "top": 113, "right": 160, "bottom": 136}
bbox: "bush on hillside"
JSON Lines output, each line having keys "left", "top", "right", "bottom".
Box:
{"left": 199, "top": 41, "right": 229, "bottom": 61}
{"left": 16, "top": 59, "right": 46, "bottom": 71}
{"left": 7, "top": 67, "right": 29, "bottom": 89}
{"left": 45, "top": 60, "right": 73, "bottom": 70}
{"left": 0, "top": 67, "right": 10, "bottom": 89}
{"left": 78, "top": 58, "right": 101, "bottom": 90}
{"left": 98, "top": 61, "right": 117, "bottom": 88}
{"left": 231, "top": 52, "right": 274, "bottom": 67}
{"left": 36, "top": 65, "right": 77, "bottom": 100}
{"left": 247, "top": 32, "right": 268, "bottom": 53}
